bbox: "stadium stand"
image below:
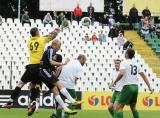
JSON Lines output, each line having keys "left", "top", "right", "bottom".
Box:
{"left": 0, "top": 18, "right": 159, "bottom": 92}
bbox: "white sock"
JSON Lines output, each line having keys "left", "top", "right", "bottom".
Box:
{"left": 60, "top": 88, "right": 75, "bottom": 103}
{"left": 62, "top": 111, "right": 65, "bottom": 118}
{"left": 55, "top": 95, "right": 69, "bottom": 111}
{"left": 35, "top": 101, "right": 39, "bottom": 110}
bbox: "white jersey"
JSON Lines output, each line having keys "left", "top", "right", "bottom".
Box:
{"left": 112, "top": 70, "right": 123, "bottom": 91}
{"left": 59, "top": 59, "right": 83, "bottom": 89}
{"left": 120, "top": 59, "right": 143, "bottom": 86}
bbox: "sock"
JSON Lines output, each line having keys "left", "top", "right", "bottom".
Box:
{"left": 113, "top": 110, "right": 117, "bottom": 118}
{"left": 60, "top": 88, "right": 75, "bottom": 103}
{"left": 35, "top": 101, "right": 39, "bottom": 111}
{"left": 117, "top": 111, "right": 123, "bottom": 118}
{"left": 108, "top": 109, "right": 114, "bottom": 117}
{"left": 30, "top": 88, "right": 38, "bottom": 102}
{"left": 10, "top": 86, "right": 21, "bottom": 101}
{"left": 132, "top": 110, "right": 139, "bottom": 118}
{"left": 55, "top": 95, "right": 69, "bottom": 111}
{"left": 56, "top": 108, "right": 63, "bottom": 118}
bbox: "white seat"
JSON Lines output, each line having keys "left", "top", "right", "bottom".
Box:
{"left": 0, "top": 19, "right": 159, "bottom": 91}
{"left": 6, "top": 18, "right": 13, "bottom": 24}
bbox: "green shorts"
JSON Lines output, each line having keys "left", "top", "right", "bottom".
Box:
{"left": 118, "top": 85, "right": 138, "bottom": 105}
{"left": 110, "top": 91, "right": 121, "bottom": 104}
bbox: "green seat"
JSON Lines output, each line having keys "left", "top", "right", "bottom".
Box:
{"left": 147, "top": 39, "right": 156, "bottom": 46}
{"left": 152, "top": 43, "right": 159, "bottom": 51}
{"left": 155, "top": 48, "right": 160, "bottom": 54}
{"left": 133, "top": 23, "right": 140, "bottom": 30}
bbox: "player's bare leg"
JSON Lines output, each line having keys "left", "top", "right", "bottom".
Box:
{"left": 108, "top": 103, "right": 114, "bottom": 117}
{"left": 108, "top": 101, "right": 119, "bottom": 118}
{"left": 130, "top": 104, "right": 139, "bottom": 118}
{"left": 115, "top": 103, "right": 125, "bottom": 118}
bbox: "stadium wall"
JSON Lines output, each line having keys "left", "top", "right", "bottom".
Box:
{"left": 39, "top": 0, "right": 104, "bottom": 12}
{"left": 82, "top": 92, "right": 160, "bottom": 110}
{"left": 0, "top": 90, "right": 81, "bottom": 109}
{"left": 123, "top": 0, "right": 160, "bottom": 16}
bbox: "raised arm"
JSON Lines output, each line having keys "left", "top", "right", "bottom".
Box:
{"left": 45, "top": 28, "right": 60, "bottom": 42}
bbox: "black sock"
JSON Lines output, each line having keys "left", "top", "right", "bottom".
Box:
{"left": 30, "top": 88, "right": 38, "bottom": 102}
{"left": 11, "top": 86, "right": 21, "bottom": 100}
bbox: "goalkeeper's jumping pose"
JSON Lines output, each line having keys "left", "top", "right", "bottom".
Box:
{"left": 2, "top": 27, "right": 60, "bottom": 109}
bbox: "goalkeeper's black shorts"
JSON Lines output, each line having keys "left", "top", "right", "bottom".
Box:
{"left": 21, "top": 64, "right": 41, "bottom": 85}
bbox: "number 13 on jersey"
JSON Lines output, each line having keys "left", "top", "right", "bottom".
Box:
{"left": 130, "top": 65, "right": 137, "bottom": 75}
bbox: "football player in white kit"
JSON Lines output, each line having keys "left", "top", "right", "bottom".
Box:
{"left": 55, "top": 54, "right": 86, "bottom": 118}
{"left": 108, "top": 59, "right": 123, "bottom": 118}
{"left": 111, "top": 48, "right": 153, "bottom": 118}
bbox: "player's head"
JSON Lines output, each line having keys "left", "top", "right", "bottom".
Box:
{"left": 54, "top": 54, "right": 62, "bottom": 63}
{"left": 114, "top": 59, "right": 121, "bottom": 70}
{"left": 30, "top": 27, "right": 40, "bottom": 37}
{"left": 51, "top": 39, "right": 61, "bottom": 52}
{"left": 77, "top": 54, "right": 86, "bottom": 66}
{"left": 125, "top": 48, "right": 135, "bottom": 59}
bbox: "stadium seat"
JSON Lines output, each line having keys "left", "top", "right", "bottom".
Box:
{"left": 0, "top": 19, "right": 159, "bottom": 92}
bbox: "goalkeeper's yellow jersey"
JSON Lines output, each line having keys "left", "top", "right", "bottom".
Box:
{"left": 27, "top": 37, "right": 50, "bottom": 64}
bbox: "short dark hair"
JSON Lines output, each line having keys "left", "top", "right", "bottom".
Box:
{"left": 30, "top": 27, "right": 38, "bottom": 37}
{"left": 126, "top": 48, "right": 135, "bottom": 59}
{"left": 54, "top": 54, "right": 62, "bottom": 62}
{"left": 77, "top": 54, "right": 86, "bottom": 61}
{"left": 114, "top": 59, "right": 121, "bottom": 63}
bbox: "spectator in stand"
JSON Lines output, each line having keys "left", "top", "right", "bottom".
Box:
{"left": 140, "top": 16, "right": 154, "bottom": 36}
{"left": 91, "top": 32, "right": 98, "bottom": 42}
{"left": 129, "top": 4, "right": 138, "bottom": 29}
{"left": 61, "top": 18, "right": 69, "bottom": 31}
{"left": 21, "top": 11, "right": 31, "bottom": 26}
{"left": 108, "top": 15, "right": 115, "bottom": 29}
{"left": 156, "top": 25, "right": 160, "bottom": 39}
{"left": 108, "top": 24, "right": 119, "bottom": 38}
{"left": 102, "top": 14, "right": 109, "bottom": 28}
{"left": 117, "top": 31, "right": 125, "bottom": 49}
{"left": 81, "top": 17, "right": 91, "bottom": 27}
{"left": 142, "top": 6, "right": 151, "bottom": 18}
{"left": 0, "top": 15, "right": 3, "bottom": 25}
{"left": 99, "top": 30, "right": 106, "bottom": 43}
{"left": 43, "top": 13, "right": 53, "bottom": 27}
{"left": 82, "top": 33, "right": 90, "bottom": 42}
{"left": 87, "top": 3, "right": 95, "bottom": 25}
{"left": 116, "top": 22, "right": 123, "bottom": 32}
{"left": 74, "top": 3, "right": 82, "bottom": 25}
{"left": 56, "top": 12, "right": 65, "bottom": 27}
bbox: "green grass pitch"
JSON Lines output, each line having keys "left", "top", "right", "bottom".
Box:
{"left": 0, "top": 108, "right": 160, "bottom": 118}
